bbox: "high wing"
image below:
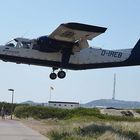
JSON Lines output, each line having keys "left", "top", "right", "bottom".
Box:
{"left": 34, "top": 23, "right": 107, "bottom": 71}
{"left": 49, "top": 22, "right": 107, "bottom": 42}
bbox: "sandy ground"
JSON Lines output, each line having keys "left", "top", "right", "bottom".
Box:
{"left": 20, "top": 118, "right": 53, "bottom": 137}
{"left": 100, "top": 109, "right": 140, "bottom": 117}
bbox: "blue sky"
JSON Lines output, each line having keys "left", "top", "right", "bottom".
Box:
{"left": 0, "top": 0, "right": 140, "bottom": 103}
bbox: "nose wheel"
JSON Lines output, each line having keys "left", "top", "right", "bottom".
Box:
{"left": 49, "top": 69, "right": 66, "bottom": 80}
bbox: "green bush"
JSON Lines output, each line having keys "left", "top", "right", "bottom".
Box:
{"left": 14, "top": 105, "right": 140, "bottom": 122}
{"left": 48, "top": 123, "right": 140, "bottom": 140}
{"left": 14, "top": 105, "right": 72, "bottom": 119}
{"left": 135, "top": 109, "right": 140, "bottom": 114}
{"left": 14, "top": 105, "right": 100, "bottom": 119}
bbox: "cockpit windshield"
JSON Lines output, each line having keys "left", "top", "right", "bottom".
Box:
{"left": 5, "top": 39, "right": 17, "bottom": 47}
{"left": 5, "top": 38, "right": 33, "bottom": 49}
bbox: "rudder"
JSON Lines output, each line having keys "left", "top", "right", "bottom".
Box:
{"left": 131, "top": 39, "right": 140, "bottom": 54}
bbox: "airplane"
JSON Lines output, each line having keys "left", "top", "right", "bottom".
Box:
{"left": 0, "top": 22, "right": 139, "bottom": 80}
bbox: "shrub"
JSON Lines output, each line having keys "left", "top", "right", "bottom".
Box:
{"left": 14, "top": 105, "right": 140, "bottom": 122}
{"left": 14, "top": 106, "right": 100, "bottom": 119}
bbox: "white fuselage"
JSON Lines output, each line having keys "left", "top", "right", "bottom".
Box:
{"left": 0, "top": 45, "right": 132, "bottom": 70}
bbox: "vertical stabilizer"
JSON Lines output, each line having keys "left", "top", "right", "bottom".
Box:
{"left": 128, "top": 39, "right": 140, "bottom": 62}
{"left": 131, "top": 39, "right": 140, "bottom": 55}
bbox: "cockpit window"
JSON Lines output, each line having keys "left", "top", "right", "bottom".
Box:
{"left": 5, "top": 38, "right": 32, "bottom": 49}
{"left": 22, "top": 42, "right": 31, "bottom": 49}
{"left": 5, "top": 40, "right": 17, "bottom": 47}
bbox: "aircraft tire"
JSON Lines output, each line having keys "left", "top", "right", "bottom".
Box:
{"left": 57, "top": 71, "right": 66, "bottom": 79}
{"left": 50, "top": 73, "right": 57, "bottom": 80}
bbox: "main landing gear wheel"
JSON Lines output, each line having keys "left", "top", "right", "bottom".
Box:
{"left": 57, "top": 71, "right": 66, "bottom": 79}
{"left": 49, "top": 68, "right": 66, "bottom": 80}
{"left": 50, "top": 73, "right": 57, "bottom": 80}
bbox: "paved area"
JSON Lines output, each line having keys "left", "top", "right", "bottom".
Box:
{"left": 0, "top": 119, "right": 49, "bottom": 140}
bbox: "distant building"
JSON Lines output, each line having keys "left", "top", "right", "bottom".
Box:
{"left": 48, "top": 101, "right": 79, "bottom": 109}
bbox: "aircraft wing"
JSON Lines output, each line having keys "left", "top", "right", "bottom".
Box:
{"left": 49, "top": 22, "right": 107, "bottom": 42}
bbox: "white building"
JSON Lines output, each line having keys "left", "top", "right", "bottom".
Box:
{"left": 48, "top": 101, "right": 79, "bottom": 109}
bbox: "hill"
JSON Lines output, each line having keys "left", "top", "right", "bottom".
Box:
{"left": 21, "top": 100, "right": 45, "bottom": 106}
{"left": 85, "top": 99, "right": 140, "bottom": 109}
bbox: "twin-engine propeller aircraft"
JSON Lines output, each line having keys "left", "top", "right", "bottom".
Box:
{"left": 0, "top": 22, "right": 139, "bottom": 80}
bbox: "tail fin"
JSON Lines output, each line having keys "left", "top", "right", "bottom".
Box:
{"left": 132, "top": 39, "right": 140, "bottom": 53}
{"left": 129, "top": 39, "right": 140, "bottom": 61}
{"left": 129, "top": 39, "right": 140, "bottom": 60}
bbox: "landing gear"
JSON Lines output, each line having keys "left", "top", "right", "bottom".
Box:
{"left": 57, "top": 70, "right": 66, "bottom": 79}
{"left": 49, "top": 73, "right": 57, "bottom": 80}
{"left": 49, "top": 47, "right": 71, "bottom": 80}
{"left": 49, "top": 68, "right": 66, "bottom": 80}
